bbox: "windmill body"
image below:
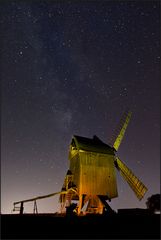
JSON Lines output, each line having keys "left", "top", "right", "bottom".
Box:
{"left": 69, "top": 136, "right": 117, "bottom": 198}
{"left": 67, "top": 136, "right": 118, "bottom": 214}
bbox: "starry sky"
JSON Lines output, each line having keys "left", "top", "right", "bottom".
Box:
{"left": 1, "top": 0, "right": 160, "bottom": 214}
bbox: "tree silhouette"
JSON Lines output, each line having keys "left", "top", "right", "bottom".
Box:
{"left": 146, "top": 194, "right": 160, "bottom": 213}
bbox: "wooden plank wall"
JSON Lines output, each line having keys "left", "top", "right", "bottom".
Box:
{"left": 79, "top": 151, "right": 118, "bottom": 198}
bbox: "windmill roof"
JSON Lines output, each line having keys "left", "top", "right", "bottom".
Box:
{"left": 72, "top": 135, "right": 115, "bottom": 155}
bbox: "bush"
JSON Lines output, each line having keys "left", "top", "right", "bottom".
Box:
{"left": 146, "top": 194, "right": 160, "bottom": 213}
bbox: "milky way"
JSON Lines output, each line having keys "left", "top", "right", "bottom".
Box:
{"left": 1, "top": 0, "right": 160, "bottom": 213}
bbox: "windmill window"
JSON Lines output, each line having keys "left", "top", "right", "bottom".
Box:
{"left": 71, "top": 139, "right": 77, "bottom": 150}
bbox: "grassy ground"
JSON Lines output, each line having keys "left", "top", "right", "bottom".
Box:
{"left": 1, "top": 213, "right": 160, "bottom": 239}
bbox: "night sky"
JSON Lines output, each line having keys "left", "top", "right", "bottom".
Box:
{"left": 1, "top": 0, "right": 160, "bottom": 214}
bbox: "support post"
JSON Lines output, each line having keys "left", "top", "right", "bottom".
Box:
{"left": 33, "top": 200, "right": 38, "bottom": 214}
{"left": 78, "top": 194, "right": 82, "bottom": 215}
{"left": 20, "top": 202, "right": 24, "bottom": 214}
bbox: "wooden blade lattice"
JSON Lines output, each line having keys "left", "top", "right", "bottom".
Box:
{"left": 115, "top": 157, "right": 148, "bottom": 200}
{"left": 109, "top": 110, "right": 132, "bottom": 151}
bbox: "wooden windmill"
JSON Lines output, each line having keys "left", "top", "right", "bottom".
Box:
{"left": 59, "top": 111, "right": 148, "bottom": 215}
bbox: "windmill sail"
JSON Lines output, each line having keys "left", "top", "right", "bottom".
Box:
{"left": 115, "top": 157, "right": 148, "bottom": 200}
{"left": 110, "top": 110, "right": 132, "bottom": 151}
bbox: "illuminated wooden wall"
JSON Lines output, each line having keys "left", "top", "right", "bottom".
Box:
{"left": 68, "top": 136, "right": 118, "bottom": 200}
